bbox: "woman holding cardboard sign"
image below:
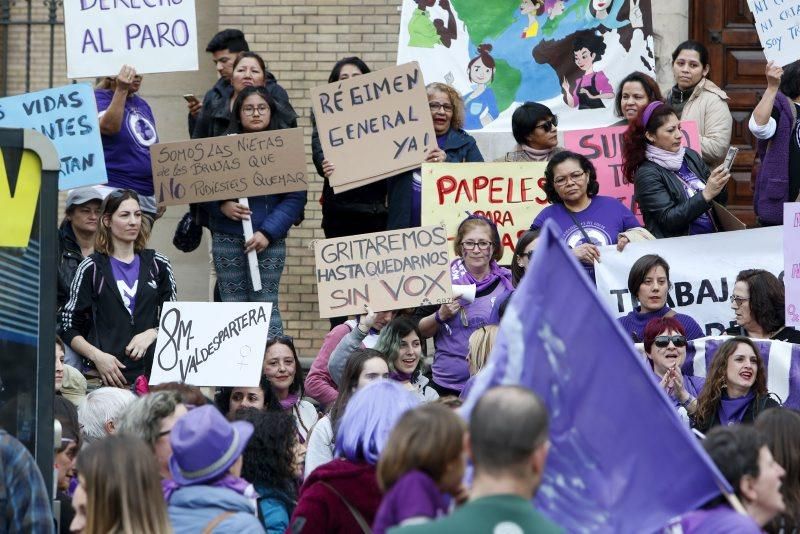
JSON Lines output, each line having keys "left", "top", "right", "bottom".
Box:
{"left": 205, "top": 86, "right": 306, "bottom": 336}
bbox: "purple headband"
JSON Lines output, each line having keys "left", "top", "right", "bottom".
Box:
{"left": 641, "top": 101, "right": 664, "bottom": 127}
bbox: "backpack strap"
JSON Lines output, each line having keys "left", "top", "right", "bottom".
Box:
{"left": 202, "top": 511, "right": 235, "bottom": 534}
{"left": 319, "top": 481, "right": 372, "bottom": 534}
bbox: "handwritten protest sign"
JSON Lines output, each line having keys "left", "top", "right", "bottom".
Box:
{"left": 151, "top": 128, "right": 307, "bottom": 206}
{"left": 420, "top": 162, "right": 548, "bottom": 264}
{"left": 0, "top": 84, "right": 106, "bottom": 190}
{"left": 64, "top": 0, "right": 198, "bottom": 78}
{"left": 748, "top": 0, "right": 800, "bottom": 66}
{"left": 314, "top": 226, "right": 452, "bottom": 317}
{"left": 564, "top": 121, "right": 701, "bottom": 221}
{"left": 310, "top": 62, "right": 436, "bottom": 193}
{"left": 785, "top": 203, "right": 800, "bottom": 327}
{"left": 149, "top": 302, "right": 271, "bottom": 387}
{"left": 596, "top": 226, "right": 783, "bottom": 336}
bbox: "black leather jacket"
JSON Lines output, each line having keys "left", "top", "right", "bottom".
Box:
{"left": 57, "top": 222, "right": 84, "bottom": 310}
{"left": 634, "top": 148, "right": 727, "bottom": 238}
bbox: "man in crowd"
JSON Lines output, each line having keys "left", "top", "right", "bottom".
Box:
{"left": 393, "top": 386, "right": 562, "bottom": 533}
{"left": 0, "top": 429, "right": 55, "bottom": 533}
{"left": 77, "top": 387, "right": 135, "bottom": 446}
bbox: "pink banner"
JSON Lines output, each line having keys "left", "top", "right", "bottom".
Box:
{"left": 785, "top": 203, "right": 800, "bottom": 328}
{"left": 563, "top": 121, "right": 701, "bottom": 223}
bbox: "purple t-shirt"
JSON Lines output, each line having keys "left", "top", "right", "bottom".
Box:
{"left": 373, "top": 470, "right": 449, "bottom": 534}
{"left": 110, "top": 255, "right": 140, "bottom": 316}
{"left": 531, "top": 195, "right": 640, "bottom": 277}
{"left": 675, "top": 161, "right": 715, "bottom": 235}
{"left": 95, "top": 90, "right": 158, "bottom": 195}
{"left": 672, "top": 505, "right": 761, "bottom": 533}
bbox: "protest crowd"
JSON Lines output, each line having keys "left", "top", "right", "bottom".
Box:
{"left": 3, "top": 4, "right": 800, "bottom": 533}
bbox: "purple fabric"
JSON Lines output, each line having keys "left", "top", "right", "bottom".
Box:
{"left": 450, "top": 257, "right": 514, "bottom": 294}
{"left": 372, "top": 470, "right": 448, "bottom": 534}
{"left": 459, "top": 219, "right": 730, "bottom": 531}
{"left": 676, "top": 505, "right": 762, "bottom": 533}
{"left": 617, "top": 306, "right": 705, "bottom": 343}
{"left": 641, "top": 101, "right": 663, "bottom": 127}
{"left": 719, "top": 391, "right": 755, "bottom": 426}
{"left": 163, "top": 474, "right": 254, "bottom": 502}
{"left": 280, "top": 393, "right": 300, "bottom": 411}
{"left": 675, "top": 162, "right": 715, "bottom": 235}
{"left": 389, "top": 370, "right": 414, "bottom": 382}
{"left": 109, "top": 255, "right": 140, "bottom": 316}
{"left": 94, "top": 90, "right": 158, "bottom": 195}
{"left": 654, "top": 372, "right": 705, "bottom": 408}
{"left": 755, "top": 93, "right": 795, "bottom": 225}
{"left": 571, "top": 70, "right": 613, "bottom": 104}
{"left": 411, "top": 170, "right": 422, "bottom": 227}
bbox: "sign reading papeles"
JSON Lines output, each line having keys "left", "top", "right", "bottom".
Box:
{"left": 595, "top": 226, "right": 783, "bottom": 337}
{"left": 785, "top": 203, "right": 800, "bottom": 328}
{"left": 151, "top": 128, "right": 307, "bottom": 206}
{"left": 420, "top": 162, "right": 548, "bottom": 264}
{"left": 748, "top": 0, "right": 800, "bottom": 67}
{"left": 149, "top": 302, "right": 271, "bottom": 387}
{"left": 315, "top": 226, "right": 453, "bottom": 317}
{"left": 310, "top": 62, "right": 436, "bottom": 193}
{"left": 64, "top": 0, "right": 198, "bottom": 78}
{"left": 0, "top": 84, "right": 107, "bottom": 190}
{"left": 564, "top": 121, "right": 701, "bottom": 222}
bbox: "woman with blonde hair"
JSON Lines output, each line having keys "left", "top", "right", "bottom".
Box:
{"left": 460, "top": 325, "right": 499, "bottom": 399}
{"left": 70, "top": 435, "right": 171, "bottom": 534}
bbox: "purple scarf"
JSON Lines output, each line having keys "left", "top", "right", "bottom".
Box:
{"left": 280, "top": 392, "right": 300, "bottom": 410}
{"left": 450, "top": 258, "right": 514, "bottom": 294}
{"left": 719, "top": 391, "right": 755, "bottom": 426}
{"left": 646, "top": 144, "right": 686, "bottom": 171}
{"left": 162, "top": 474, "right": 256, "bottom": 501}
{"left": 389, "top": 370, "right": 414, "bottom": 382}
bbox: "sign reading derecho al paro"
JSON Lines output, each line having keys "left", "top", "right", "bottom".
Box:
{"left": 0, "top": 84, "right": 107, "bottom": 190}
{"left": 310, "top": 62, "right": 436, "bottom": 193}
{"left": 315, "top": 226, "right": 453, "bottom": 317}
{"left": 64, "top": 0, "right": 198, "bottom": 78}
{"left": 748, "top": 0, "right": 800, "bottom": 67}
{"left": 421, "top": 162, "right": 548, "bottom": 265}
{"left": 149, "top": 302, "right": 271, "bottom": 387}
{"left": 151, "top": 128, "right": 307, "bottom": 206}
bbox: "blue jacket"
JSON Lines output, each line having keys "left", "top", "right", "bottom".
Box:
{"left": 207, "top": 190, "right": 307, "bottom": 241}
{"left": 387, "top": 128, "right": 483, "bottom": 229}
{"left": 255, "top": 486, "right": 292, "bottom": 534}
{"left": 167, "top": 486, "right": 266, "bottom": 534}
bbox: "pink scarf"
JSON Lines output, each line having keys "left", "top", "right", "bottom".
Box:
{"left": 645, "top": 144, "right": 686, "bottom": 171}
{"left": 519, "top": 144, "right": 557, "bottom": 162}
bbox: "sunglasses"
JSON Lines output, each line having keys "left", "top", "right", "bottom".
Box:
{"left": 653, "top": 335, "right": 687, "bottom": 348}
{"left": 535, "top": 117, "right": 558, "bottom": 132}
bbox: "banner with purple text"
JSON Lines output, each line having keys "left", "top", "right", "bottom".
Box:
{"left": 786, "top": 203, "right": 800, "bottom": 328}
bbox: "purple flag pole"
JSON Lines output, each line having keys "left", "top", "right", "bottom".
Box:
{"left": 461, "top": 219, "right": 732, "bottom": 533}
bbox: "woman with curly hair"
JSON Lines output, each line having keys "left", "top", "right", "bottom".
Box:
{"left": 234, "top": 409, "right": 304, "bottom": 533}
{"left": 562, "top": 33, "right": 614, "bottom": 110}
{"left": 692, "top": 337, "right": 780, "bottom": 434}
{"left": 531, "top": 151, "right": 640, "bottom": 278}
{"left": 464, "top": 44, "right": 499, "bottom": 129}
{"left": 727, "top": 269, "right": 800, "bottom": 343}
{"left": 756, "top": 408, "right": 800, "bottom": 534}
{"left": 622, "top": 101, "right": 730, "bottom": 238}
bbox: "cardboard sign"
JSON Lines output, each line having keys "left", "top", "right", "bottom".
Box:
{"left": 0, "top": 84, "right": 107, "bottom": 190}
{"left": 748, "top": 0, "right": 800, "bottom": 66}
{"left": 420, "top": 162, "right": 549, "bottom": 264}
{"left": 785, "top": 203, "right": 800, "bottom": 327}
{"left": 310, "top": 62, "right": 436, "bottom": 193}
{"left": 563, "top": 121, "right": 701, "bottom": 222}
{"left": 595, "top": 226, "right": 783, "bottom": 336}
{"left": 149, "top": 302, "right": 271, "bottom": 387}
{"left": 64, "top": 0, "right": 198, "bottom": 78}
{"left": 151, "top": 128, "right": 307, "bottom": 206}
{"left": 314, "top": 226, "right": 453, "bottom": 317}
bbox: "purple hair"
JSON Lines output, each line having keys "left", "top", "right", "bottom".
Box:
{"left": 334, "top": 380, "right": 419, "bottom": 465}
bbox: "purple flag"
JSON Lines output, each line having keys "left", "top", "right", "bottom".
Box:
{"left": 461, "top": 220, "right": 731, "bottom": 532}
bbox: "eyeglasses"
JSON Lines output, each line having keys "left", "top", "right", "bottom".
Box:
{"left": 730, "top": 295, "right": 750, "bottom": 307}
{"left": 429, "top": 102, "right": 454, "bottom": 113}
{"left": 242, "top": 104, "right": 270, "bottom": 116}
{"left": 553, "top": 171, "right": 587, "bottom": 187}
{"left": 462, "top": 240, "right": 493, "bottom": 251}
{"left": 653, "top": 335, "right": 687, "bottom": 348}
{"left": 535, "top": 117, "right": 558, "bottom": 132}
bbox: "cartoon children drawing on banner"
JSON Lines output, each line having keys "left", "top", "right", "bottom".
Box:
{"left": 408, "top": 0, "right": 457, "bottom": 48}
{"left": 463, "top": 45, "right": 500, "bottom": 129}
{"left": 521, "top": 0, "right": 569, "bottom": 38}
{"left": 561, "top": 33, "right": 614, "bottom": 110}
{"left": 588, "top": 0, "right": 615, "bottom": 20}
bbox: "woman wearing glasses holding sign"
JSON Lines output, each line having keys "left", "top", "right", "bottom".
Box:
{"left": 386, "top": 82, "right": 483, "bottom": 230}
{"left": 530, "top": 151, "right": 641, "bottom": 279}
{"left": 416, "top": 215, "right": 513, "bottom": 397}
{"left": 205, "top": 86, "right": 306, "bottom": 337}
{"left": 726, "top": 269, "right": 800, "bottom": 344}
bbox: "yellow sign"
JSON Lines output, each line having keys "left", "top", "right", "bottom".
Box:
{"left": 0, "top": 149, "right": 41, "bottom": 247}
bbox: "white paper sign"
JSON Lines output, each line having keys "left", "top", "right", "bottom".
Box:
{"left": 64, "top": 0, "right": 199, "bottom": 78}
{"left": 595, "top": 227, "right": 784, "bottom": 336}
{"left": 748, "top": 0, "right": 800, "bottom": 66}
{"left": 149, "top": 302, "right": 271, "bottom": 387}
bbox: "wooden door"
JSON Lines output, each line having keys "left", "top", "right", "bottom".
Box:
{"left": 691, "top": 0, "right": 766, "bottom": 225}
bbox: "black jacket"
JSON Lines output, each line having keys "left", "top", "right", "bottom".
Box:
{"left": 634, "top": 148, "right": 727, "bottom": 238}
{"left": 57, "top": 222, "right": 84, "bottom": 310}
{"left": 59, "top": 250, "right": 177, "bottom": 382}
{"left": 693, "top": 393, "right": 781, "bottom": 434}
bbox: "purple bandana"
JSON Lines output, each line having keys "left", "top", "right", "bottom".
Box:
{"left": 280, "top": 392, "right": 300, "bottom": 410}
{"left": 450, "top": 257, "right": 514, "bottom": 294}
{"left": 163, "top": 474, "right": 256, "bottom": 501}
{"left": 719, "top": 391, "right": 755, "bottom": 426}
{"left": 390, "top": 370, "right": 414, "bottom": 382}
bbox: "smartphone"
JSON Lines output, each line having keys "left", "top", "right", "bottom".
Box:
{"left": 183, "top": 94, "right": 199, "bottom": 105}
{"left": 722, "top": 146, "right": 739, "bottom": 172}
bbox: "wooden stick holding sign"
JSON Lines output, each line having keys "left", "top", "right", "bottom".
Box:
{"left": 238, "top": 197, "right": 262, "bottom": 292}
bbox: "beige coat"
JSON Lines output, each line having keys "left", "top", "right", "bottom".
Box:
{"left": 680, "top": 77, "right": 733, "bottom": 166}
